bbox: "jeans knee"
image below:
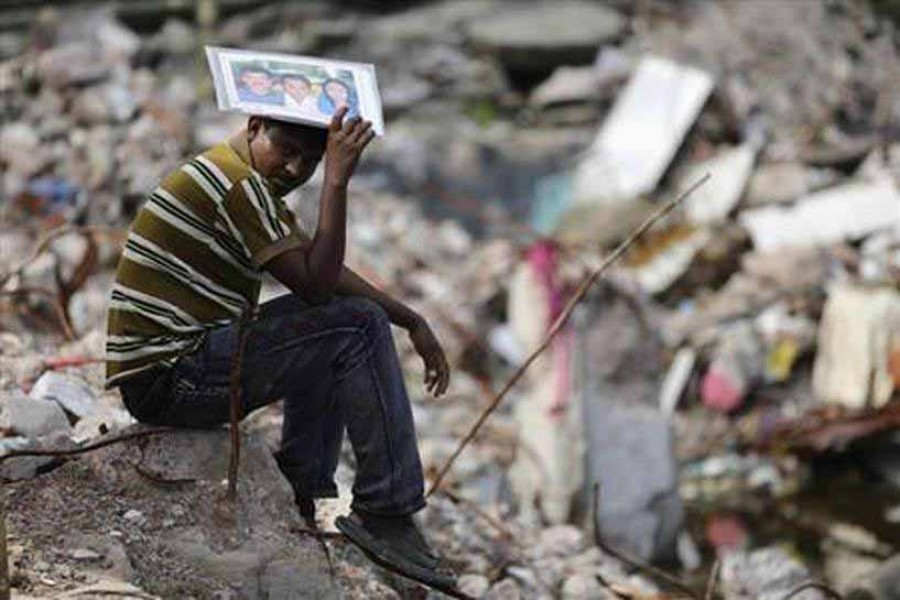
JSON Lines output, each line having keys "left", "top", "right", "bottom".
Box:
{"left": 340, "top": 296, "right": 391, "bottom": 330}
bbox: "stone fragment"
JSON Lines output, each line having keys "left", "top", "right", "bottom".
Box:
{"left": 457, "top": 573, "right": 490, "bottom": 598}
{"left": 1, "top": 390, "right": 72, "bottom": 438}
{"left": 485, "top": 577, "right": 521, "bottom": 600}
{"left": 30, "top": 371, "right": 96, "bottom": 420}
{"left": 467, "top": 2, "right": 625, "bottom": 73}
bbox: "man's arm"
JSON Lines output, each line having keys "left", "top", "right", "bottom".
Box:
{"left": 334, "top": 265, "right": 420, "bottom": 327}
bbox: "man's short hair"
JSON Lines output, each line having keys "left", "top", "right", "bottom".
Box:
{"left": 238, "top": 63, "right": 273, "bottom": 79}
{"left": 282, "top": 73, "right": 312, "bottom": 86}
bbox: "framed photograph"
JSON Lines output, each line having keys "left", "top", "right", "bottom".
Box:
{"left": 205, "top": 46, "right": 385, "bottom": 136}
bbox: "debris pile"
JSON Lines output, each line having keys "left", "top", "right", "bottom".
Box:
{"left": 2, "top": 0, "right": 900, "bottom": 598}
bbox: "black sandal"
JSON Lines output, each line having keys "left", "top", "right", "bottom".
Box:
{"left": 335, "top": 515, "right": 471, "bottom": 598}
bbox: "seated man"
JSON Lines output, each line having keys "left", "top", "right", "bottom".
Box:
{"left": 105, "top": 107, "right": 454, "bottom": 588}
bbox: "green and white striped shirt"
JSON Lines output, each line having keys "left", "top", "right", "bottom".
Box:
{"left": 105, "top": 141, "right": 304, "bottom": 388}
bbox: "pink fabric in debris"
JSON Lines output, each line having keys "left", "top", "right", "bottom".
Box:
{"left": 526, "top": 241, "right": 571, "bottom": 420}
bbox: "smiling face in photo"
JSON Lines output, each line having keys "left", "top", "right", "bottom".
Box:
{"left": 325, "top": 80, "right": 349, "bottom": 107}
{"left": 240, "top": 70, "right": 273, "bottom": 96}
{"left": 284, "top": 77, "right": 312, "bottom": 103}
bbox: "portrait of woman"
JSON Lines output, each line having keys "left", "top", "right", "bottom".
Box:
{"left": 318, "top": 77, "right": 360, "bottom": 119}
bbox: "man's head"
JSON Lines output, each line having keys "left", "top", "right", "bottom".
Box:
{"left": 238, "top": 64, "right": 275, "bottom": 97}
{"left": 282, "top": 73, "right": 313, "bottom": 104}
{"left": 246, "top": 116, "right": 328, "bottom": 182}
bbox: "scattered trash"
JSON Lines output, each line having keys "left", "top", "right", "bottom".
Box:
{"left": 740, "top": 176, "right": 900, "bottom": 252}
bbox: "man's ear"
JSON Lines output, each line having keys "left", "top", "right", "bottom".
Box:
{"left": 247, "top": 116, "right": 264, "bottom": 142}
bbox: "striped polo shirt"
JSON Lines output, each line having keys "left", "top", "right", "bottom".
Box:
{"left": 105, "top": 141, "right": 305, "bottom": 388}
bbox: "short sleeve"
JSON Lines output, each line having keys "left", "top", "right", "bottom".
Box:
{"left": 221, "top": 174, "right": 304, "bottom": 267}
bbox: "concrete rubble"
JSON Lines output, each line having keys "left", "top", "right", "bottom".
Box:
{"left": 2, "top": 0, "right": 900, "bottom": 598}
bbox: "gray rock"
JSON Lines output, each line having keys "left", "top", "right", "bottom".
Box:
{"left": 846, "top": 554, "right": 900, "bottom": 600}
{"left": 721, "top": 547, "right": 826, "bottom": 600}
{"left": 30, "top": 371, "right": 96, "bottom": 420}
{"left": 485, "top": 577, "right": 521, "bottom": 600}
{"left": 467, "top": 1, "right": 625, "bottom": 73}
{"left": 1, "top": 430, "right": 75, "bottom": 480}
{"left": 458, "top": 573, "right": 491, "bottom": 597}
{"left": 574, "top": 290, "right": 682, "bottom": 563}
{"left": 562, "top": 573, "right": 607, "bottom": 599}
{"left": 1, "top": 389, "right": 72, "bottom": 438}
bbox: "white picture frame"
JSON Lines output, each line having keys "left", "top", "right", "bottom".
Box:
{"left": 205, "top": 45, "right": 385, "bottom": 136}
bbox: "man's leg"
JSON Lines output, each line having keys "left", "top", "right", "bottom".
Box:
{"left": 147, "top": 293, "right": 426, "bottom": 516}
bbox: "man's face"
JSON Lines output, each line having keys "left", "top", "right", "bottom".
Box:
{"left": 241, "top": 71, "right": 273, "bottom": 96}
{"left": 325, "top": 82, "right": 348, "bottom": 106}
{"left": 248, "top": 119, "right": 324, "bottom": 182}
{"left": 284, "top": 78, "right": 311, "bottom": 103}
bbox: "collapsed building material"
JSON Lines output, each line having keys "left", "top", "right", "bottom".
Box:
{"left": 720, "top": 547, "right": 828, "bottom": 600}
{"left": 576, "top": 288, "right": 680, "bottom": 563}
{"left": 743, "top": 162, "right": 838, "bottom": 207}
{"left": 507, "top": 242, "right": 582, "bottom": 524}
{"left": 466, "top": 1, "right": 625, "bottom": 75}
{"left": 813, "top": 285, "right": 900, "bottom": 409}
{"left": 571, "top": 57, "right": 714, "bottom": 206}
{"left": 679, "top": 145, "right": 756, "bottom": 225}
{"left": 739, "top": 176, "right": 900, "bottom": 252}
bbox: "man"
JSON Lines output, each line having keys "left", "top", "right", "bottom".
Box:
{"left": 281, "top": 72, "right": 325, "bottom": 119}
{"left": 235, "top": 63, "right": 283, "bottom": 105}
{"left": 106, "top": 107, "right": 455, "bottom": 589}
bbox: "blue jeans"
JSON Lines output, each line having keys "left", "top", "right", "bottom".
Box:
{"left": 119, "top": 294, "right": 426, "bottom": 516}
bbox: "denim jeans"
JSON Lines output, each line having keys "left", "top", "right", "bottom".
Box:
{"left": 119, "top": 294, "right": 426, "bottom": 516}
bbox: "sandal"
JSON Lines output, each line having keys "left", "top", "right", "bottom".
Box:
{"left": 335, "top": 514, "right": 465, "bottom": 596}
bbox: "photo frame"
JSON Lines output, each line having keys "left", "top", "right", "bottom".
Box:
{"left": 205, "top": 46, "right": 385, "bottom": 136}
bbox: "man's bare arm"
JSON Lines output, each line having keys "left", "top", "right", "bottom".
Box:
{"left": 266, "top": 231, "right": 418, "bottom": 327}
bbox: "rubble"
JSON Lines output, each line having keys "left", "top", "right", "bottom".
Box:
{"left": 1, "top": 389, "right": 71, "bottom": 438}
{"left": 739, "top": 176, "right": 900, "bottom": 252}
{"left": 571, "top": 57, "right": 714, "bottom": 206}
{"left": 2, "top": 0, "right": 900, "bottom": 596}
{"left": 466, "top": 1, "right": 625, "bottom": 75}
{"left": 813, "top": 285, "right": 900, "bottom": 409}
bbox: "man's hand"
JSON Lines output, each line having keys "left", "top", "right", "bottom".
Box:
{"left": 408, "top": 316, "right": 450, "bottom": 397}
{"left": 324, "top": 106, "right": 375, "bottom": 188}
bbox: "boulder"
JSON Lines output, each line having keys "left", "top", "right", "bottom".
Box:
{"left": 30, "top": 371, "right": 96, "bottom": 420}
{"left": 466, "top": 2, "right": 625, "bottom": 75}
{"left": 7, "top": 427, "right": 341, "bottom": 599}
{"left": 1, "top": 390, "right": 72, "bottom": 438}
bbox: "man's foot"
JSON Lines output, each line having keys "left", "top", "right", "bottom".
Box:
{"left": 349, "top": 511, "right": 440, "bottom": 569}
{"left": 335, "top": 511, "right": 456, "bottom": 591}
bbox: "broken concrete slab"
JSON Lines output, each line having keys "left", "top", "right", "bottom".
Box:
{"left": 528, "top": 66, "right": 603, "bottom": 109}
{"left": 680, "top": 145, "right": 756, "bottom": 224}
{"left": 813, "top": 285, "right": 900, "bottom": 410}
{"left": 744, "top": 162, "right": 838, "bottom": 207}
{"left": 467, "top": 1, "right": 625, "bottom": 74}
{"left": 30, "top": 371, "right": 96, "bottom": 420}
{"left": 572, "top": 57, "right": 714, "bottom": 206}
{"left": 1, "top": 389, "right": 72, "bottom": 438}
{"left": 574, "top": 289, "right": 679, "bottom": 562}
{"left": 739, "top": 175, "right": 900, "bottom": 252}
